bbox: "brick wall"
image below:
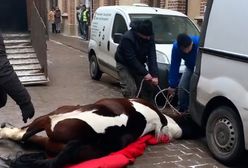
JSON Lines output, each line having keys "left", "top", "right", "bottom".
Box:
{"left": 69, "top": 0, "right": 75, "bottom": 24}
{"left": 104, "top": 0, "right": 118, "bottom": 6}
{"left": 200, "top": 0, "right": 207, "bottom": 16}
{"left": 160, "top": 0, "right": 165, "bottom": 8}
{"left": 168, "top": 0, "right": 186, "bottom": 14}
{"left": 92, "top": 0, "right": 99, "bottom": 13}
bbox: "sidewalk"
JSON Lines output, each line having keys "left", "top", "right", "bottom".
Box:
{"left": 48, "top": 33, "right": 89, "bottom": 53}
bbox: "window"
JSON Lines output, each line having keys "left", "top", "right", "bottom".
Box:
{"left": 111, "top": 14, "right": 127, "bottom": 39}
{"left": 129, "top": 14, "right": 199, "bottom": 44}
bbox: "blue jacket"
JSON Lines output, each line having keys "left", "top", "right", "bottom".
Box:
{"left": 168, "top": 36, "right": 200, "bottom": 88}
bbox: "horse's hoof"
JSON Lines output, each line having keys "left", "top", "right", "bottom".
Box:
{"left": 1, "top": 122, "right": 14, "bottom": 128}
{"left": 1, "top": 123, "right": 7, "bottom": 128}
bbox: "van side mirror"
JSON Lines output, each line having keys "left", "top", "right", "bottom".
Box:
{"left": 113, "top": 33, "right": 123, "bottom": 43}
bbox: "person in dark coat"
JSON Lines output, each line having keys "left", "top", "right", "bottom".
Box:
{"left": 0, "top": 31, "right": 35, "bottom": 123}
{"left": 54, "top": 7, "right": 62, "bottom": 33}
{"left": 115, "top": 20, "right": 158, "bottom": 103}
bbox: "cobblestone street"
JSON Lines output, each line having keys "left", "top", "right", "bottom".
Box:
{"left": 0, "top": 34, "right": 246, "bottom": 168}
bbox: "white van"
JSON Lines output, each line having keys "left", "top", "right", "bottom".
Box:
{"left": 190, "top": 0, "right": 248, "bottom": 165}
{"left": 88, "top": 4, "right": 199, "bottom": 90}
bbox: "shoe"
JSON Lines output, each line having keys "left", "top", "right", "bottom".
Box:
{"left": 162, "top": 107, "right": 190, "bottom": 120}
{"left": 162, "top": 108, "right": 182, "bottom": 119}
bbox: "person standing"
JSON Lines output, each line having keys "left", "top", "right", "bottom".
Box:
{"left": 0, "top": 31, "right": 35, "bottom": 123}
{"left": 48, "top": 7, "right": 56, "bottom": 33}
{"left": 115, "top": 20, "right": 159, "bottom": 103}
{"left": 54, "top": 7, "right": 62, "bottom": 33}
{"left": 76, "top": 4, "right": 83, "bottom": 36}
{"left": 168, "top": 33, "right": 200, "bottom": 113}
{"left": 80, "top": 5, "right": 90, "bottom": 40}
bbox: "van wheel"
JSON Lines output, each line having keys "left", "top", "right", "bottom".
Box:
{"left": 89, "top": 55, "right": 102, "bottom": 80}
{"left": 206, "top": 106, "right": 244, "bottom": 165}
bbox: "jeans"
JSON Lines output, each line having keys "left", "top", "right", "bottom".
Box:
{"left": 178, "top": 67, "right": 193, "bottom": 112}
{"left": 82, "top": 22, "right": 89, "bottom": 40}
{"left": 116, "top": 63, "right": 155, "bottom": 104}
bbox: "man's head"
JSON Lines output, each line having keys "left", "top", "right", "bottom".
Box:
{"left": 132, "top": 20, "right": 153, "bottom": 40}
{"left": 177, "top": 33, "right": 193, "bottom": 54}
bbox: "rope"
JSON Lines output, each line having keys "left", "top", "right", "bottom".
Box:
{"left": 154, "top": 86, "right": 181, "bottom": 115}
{"left": 135, "top": 78, "right": 144, "bottom": 98}
{"left": 136, "top": 79, "right": 195, "bottom": 115}
{"left": 135, "top": 79, "right": 183, "bottom": 115}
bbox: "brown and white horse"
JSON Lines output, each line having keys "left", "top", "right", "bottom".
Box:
{"left": 0, "top": 98, "right": 182, "bottom": 168}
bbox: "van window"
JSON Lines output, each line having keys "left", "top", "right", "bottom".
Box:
{"left": 129, "top": 14, "right": 199, "bottom": 44}
{"left": 112, "top": 14, "right": 128, "bottom": 39}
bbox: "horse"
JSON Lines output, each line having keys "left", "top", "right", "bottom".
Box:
{"left": 0, "top": 98, "right": 183, "bottom": 168}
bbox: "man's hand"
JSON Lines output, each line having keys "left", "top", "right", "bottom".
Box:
{"left": 144, "top": 73, "right": 152, "bottom": 83}
{"left": 151, "top": 77, "right": 158, "bottom": 86}
{"left": 167, "top": 87, "right": 176, "bottom": 98}
{"left": 144, "top": 73, "right": 152, "bottom": 81}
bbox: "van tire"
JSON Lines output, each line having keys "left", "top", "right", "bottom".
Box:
{"left": 89, "top": 54, "right": 102, "bottom": 80}
{"left": 206, "top": 106, "right": 244, "bottom": 165}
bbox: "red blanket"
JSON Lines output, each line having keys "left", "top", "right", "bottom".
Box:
{"left": 65, "top": 134, "right": 169, "bottom": 168}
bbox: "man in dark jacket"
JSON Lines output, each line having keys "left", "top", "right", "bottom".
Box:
{"left": 115, "top": 20, "right": 158, "bottom": 103}
{"left": 0, "top": 31, "right": 35, "bottom": 123}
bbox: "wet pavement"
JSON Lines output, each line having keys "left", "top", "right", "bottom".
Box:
{"left": 0, "top": 33, "right": 246, "bottom": 168}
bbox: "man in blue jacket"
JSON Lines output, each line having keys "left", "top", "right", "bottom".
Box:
{"left": 115, "top": 20, "right": 158, "bottom": 103}
{"left": 168, "top": 33, "right": 200, "bottom": 113}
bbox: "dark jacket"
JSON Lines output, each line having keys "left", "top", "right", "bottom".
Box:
{"left": 0, "top": 31, "right": 34, "bottom": 123}
{"left": 115, "top": 29, "right": 158, "bottom": 77}
{"left": 0, "top": 32, "right": 16, "bottom": 82}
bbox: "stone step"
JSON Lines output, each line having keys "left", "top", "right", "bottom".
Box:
{"left": 19, "top": 75, "right": 49, "bottom": 85}
{"left": 3, "top": 33, "right": 49, "bottom": 85}
{"left": 5, "top": 45, "right": 33, "bottom": 49}
{"left": 15, "top": 69, "right": 43, "bottom": 76}
{"left": 7, "top": 53, "right": 37, "bottom": 59}
{"left": 6, "top": 47, "right": 35, "bottom": 54}
{"left": 4, "top": 39, "right": 31, "bottom": 46}
{"left": 9, "top": 58, "right": 39, "bottom": 65}
{"left": 2, "top": 33, "right": 30, "bottom": 40}
{"left": 12, "top": 64, "right": 41, "bottom": 71}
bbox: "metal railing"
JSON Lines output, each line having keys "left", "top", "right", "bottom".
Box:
{"left": 30, "top": 0, "right": 48, "bottom": 78}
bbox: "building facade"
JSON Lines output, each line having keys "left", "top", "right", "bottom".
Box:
{"left": 49, "top": 0, "right": 207, "bottom": 37}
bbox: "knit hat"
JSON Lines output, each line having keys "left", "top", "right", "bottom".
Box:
{"left": 131, "top": 20, "right": 153, "bottom": 36}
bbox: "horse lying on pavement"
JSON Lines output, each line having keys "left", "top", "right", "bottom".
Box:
{"left": 0, "top": 98, "right": 192, "bottom": 168}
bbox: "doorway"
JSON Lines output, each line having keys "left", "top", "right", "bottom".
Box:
{"left": 0, "top": 0, "right": 28, "bottom": 32}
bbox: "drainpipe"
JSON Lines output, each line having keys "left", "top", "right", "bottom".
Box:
{"left": 185, "top": 0, "right": 188, "bottom": 15}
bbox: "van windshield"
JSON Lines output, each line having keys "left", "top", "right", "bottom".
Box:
{"left": 129, "top": 14, "right": 200, "bottom": 44}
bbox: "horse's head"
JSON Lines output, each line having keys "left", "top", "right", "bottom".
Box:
{"left": 159, "top": 114, "right": 182, "bottom": 140}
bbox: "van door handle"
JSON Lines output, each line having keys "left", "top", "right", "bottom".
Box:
{"left": 107, "top": 41, "right": 110, "bottom": 51}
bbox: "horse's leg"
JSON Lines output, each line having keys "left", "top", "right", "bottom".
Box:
{"left": 26, "top": 135, "right": 65, "bottom": 156}
{"left": 33, "top": 141, "right": 107, "bottom": 168}
{"left": 0, "top": 124, "right": 28, "bottom": 141}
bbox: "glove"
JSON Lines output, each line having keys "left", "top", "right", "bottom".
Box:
{"left": 20, "top": 102, "right": 35, "bottom": 123}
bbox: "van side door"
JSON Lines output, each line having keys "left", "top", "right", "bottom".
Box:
{"left": 108, "top": 13, "right": 128, "bottom": 78}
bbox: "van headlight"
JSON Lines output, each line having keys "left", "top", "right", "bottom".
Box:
{"left": 156, "top": 51, "right": 170, "bottom": 64}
